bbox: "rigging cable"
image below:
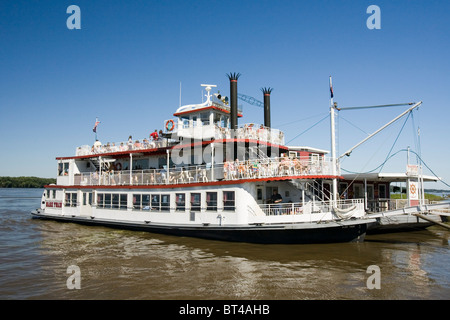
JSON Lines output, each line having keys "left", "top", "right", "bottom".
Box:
{"left": 285, "top": 114, "right": 330, "bottom": 145}
{"left": 341, "top": 148, "right": 450, "bottom": 188}
{"left": 274, "top": 112, "right": 328, "bottom": 128}
{"left": 378, "top": 111, "right": 411, "bottom": 172}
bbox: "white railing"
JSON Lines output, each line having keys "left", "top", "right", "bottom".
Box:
{"left": 259, "top": 199, "right": 364, "bottom": 216}
{"left": 163, "top": 120, "right": 285, "bottom": 145}
{"left": 214, "top": 123, "right": 284, "bottom": 145}
{"left": 222, "top": 156, "right": 333, "bottom": 180}
{"left": 368, "top": 198, "right": 430, "bottom": 212}
{"left": 76, "top": 138, "right": 174, "bottom": 156}
{"left": 72, "top": 155, "right": 337, "bottom": 186}
{"left": 76, "top": 122, "right": 285, "bottom": 157}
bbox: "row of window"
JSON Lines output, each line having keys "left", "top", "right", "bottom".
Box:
{"left": 97, "top": 193, "right": 128, "bottom": 209}
{"left": 132, "top": 191, "right": 235, "bottom": 211}
{"left": 62, "top": 191, "right": 236, "bottom": 212}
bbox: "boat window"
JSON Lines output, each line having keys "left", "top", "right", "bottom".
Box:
{"left": 133, "top": 194, "right": 150, "bottom": 210}
{"left": 58, "top": 162, "right": 69, "bottom": 176}
{"left": 379, "top": 184, "right": 387, "bottom": 199}
{"left": 120, "top": 194, "right": 127, "bottom": 208}
{"left": 161, "top": 194, "right": 170, "bottom": 211}
{"left": 353, "top": 184, "right": 364, "bottom": 198}
{"left": 97, "top": 193, "right": 104, "bottom": 208}
{"left": 176, "top": 193, "right": 185, "bottom": 211}
{"left": 181, "top": 116, "right": 189, "bottom": 128}
{"left": 105, "top": 194, "right": 112, "bottom": 208}
{"left": 190, "top": 193, "right": 201, "bottom": 211}
{"left": 132, "top": 194, "right": 140, "bottom": 209}
{"left": 151, "top": 194, "right": 160, "bottom": 210}
{"left": 223, "top": 191, "right": 235, "bottom": 211}
{"left": 339, "top": 183, "right": 348, "bottom": 199}
{"left": 64, "top": 192, "right": 77, "bottom": 207}
{"left": 142, "top": 194, "right": 150, "bottom": 209}
{"left": 200, "top": 112, "right": 210, "bottom": 125}
{"left": 206, "top": 192, "right": 217, "bottom": 211}
{"left": 112, "top": 194, "right": 119, "bottom": 208}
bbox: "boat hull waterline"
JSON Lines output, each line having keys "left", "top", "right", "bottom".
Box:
{"left": 31, "top": 209, "right": 373, "bottom": 244}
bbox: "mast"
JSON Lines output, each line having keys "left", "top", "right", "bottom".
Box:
{"left": 329, "top": 76, "right": 338, "bottom": 203}
{"left": 338, "top": 101, "right": 422, "bottom": 160}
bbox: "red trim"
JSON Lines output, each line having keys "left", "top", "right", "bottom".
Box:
{"left": 173, "top": 105, "right": 243, "bottom": 117}
{"left": 45, "top": 175, "right": 342, "bottom": 190}
{"left": 56, "top": 147, "right": 170, "bottom": 160}
{"left": 230, "top": 80, "right": 237, "bottom": 82}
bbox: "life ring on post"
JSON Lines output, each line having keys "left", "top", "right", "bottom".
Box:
{"left": 165, "top": 119, "right": 175, "bottom": 132}
{"left": 115, "top": 163, "right": 122, "bottom": 171}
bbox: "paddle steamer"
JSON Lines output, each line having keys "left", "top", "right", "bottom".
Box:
{"left": 32, "top": 74, "right": 374, "bottom": 243}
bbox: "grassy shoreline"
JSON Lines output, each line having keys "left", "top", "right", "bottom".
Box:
{"left": 0, "top": 176, "right": 56, "bottom": 188}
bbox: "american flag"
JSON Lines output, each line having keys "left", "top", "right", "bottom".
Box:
{"left": 93, "top": 119, "right": 100, "bottom": 133}
{"left": 329, "top": 76, "right": 334, "bottom": 98}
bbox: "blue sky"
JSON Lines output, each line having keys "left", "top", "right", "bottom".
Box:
{"left": 1, "top": 0, "right": 449, "bottom": 189}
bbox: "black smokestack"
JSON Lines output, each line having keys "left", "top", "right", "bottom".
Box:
{"left": 227, "top": 72, "right": 241, "bottom": 131}
{"left": 261, "top": 87, "right": 273, "bottom": 128}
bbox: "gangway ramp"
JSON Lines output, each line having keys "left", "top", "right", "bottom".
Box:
{"left": 366, "top": 201, "right": 450, "bottom": 219}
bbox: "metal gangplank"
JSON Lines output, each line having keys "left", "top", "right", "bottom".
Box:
{"left": 366, "top": 201, "right": 450, "bottom": 230}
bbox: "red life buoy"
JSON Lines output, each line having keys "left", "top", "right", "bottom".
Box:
{"left": 165, "top": 119, "right": 175, "bottom": 131}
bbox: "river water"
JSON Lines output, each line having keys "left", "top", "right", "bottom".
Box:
{"left": 0, "top": 188, "right": 449, "bottom": 302}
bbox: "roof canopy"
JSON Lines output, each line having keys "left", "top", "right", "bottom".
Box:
{"left": 342, "top": 172, "right": 440, "bottom": 183}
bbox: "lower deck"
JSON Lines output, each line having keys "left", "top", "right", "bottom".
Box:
{"left": 41, "top": 180, "right": 366, "bottom": 227}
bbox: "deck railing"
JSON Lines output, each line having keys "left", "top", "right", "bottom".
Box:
{"left": 259, "top": 199, "right": 364, "bottom": 216}
{"left": 367, "top": 198, "right": 430, "bottom": 212}
{"left": 76, "top": 123, "right": 285, "bottom": 157}
{"left": 76, "top": 138, "right": 173, "bottom": 156}
{"left": 73, "top": 155, "right": 337, "bottom": 186}
{"left": 214, "top": 123, "right": 285, "bottom": 145}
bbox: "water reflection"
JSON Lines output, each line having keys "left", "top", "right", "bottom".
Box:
{"left": 0, "top": 188, "right": 448, "bottom": 300}
{"left": 29, "top": 219, "right": 449, "bottom": 300}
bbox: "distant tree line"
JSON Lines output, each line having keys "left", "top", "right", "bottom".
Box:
{"left": 0, "top": 176, "right": 56, "bottom": 188}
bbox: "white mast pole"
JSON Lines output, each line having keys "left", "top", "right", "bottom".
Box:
{"left": 329, "top": 76, "right": 338, "bottom": 203}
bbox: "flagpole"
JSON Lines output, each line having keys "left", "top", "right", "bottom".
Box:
{"left": 93, "top": 117, "right": 100, "bottom": 142}
{"left": 329, "top": 76, "right": 338, "bottom": 203}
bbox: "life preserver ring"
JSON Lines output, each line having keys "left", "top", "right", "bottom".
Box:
{"left": 115, "top": 163, "right": 122, "bottom": 171}
{"left": 165, "top": 119, "right": 175, "bottom": 131}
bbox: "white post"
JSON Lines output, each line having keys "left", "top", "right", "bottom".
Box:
{"left": 329, "top": 76, "right": 338, "bottom": 203}
{"left": 211, "top": 143, "right": 215, "bottom": 181}
{"left": 364, "top": 178, "right": 368, "bottom": 211}
{"left": 129, "top": 153, "right": 133, "bottom": 185}
{"left": 407, "top": 147, "right": 410, "bottom": 207}
{"left": 166, "top": 149, "right": 170, "bottom": 184}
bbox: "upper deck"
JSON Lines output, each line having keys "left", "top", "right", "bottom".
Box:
{"left": 53, "top": 82, "right": 336, "bottom": 188}
{"left": 56, "top": 154, "right": 338, "bottom": 188}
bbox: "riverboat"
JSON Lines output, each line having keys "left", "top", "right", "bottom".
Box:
{"left": 31, "top": 73, "right": 375, "bottom": 244}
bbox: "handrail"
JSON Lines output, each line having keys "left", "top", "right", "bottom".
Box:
{"left": 259, "top": 199, "right": 363, "bottom": 216}
{"left": 72, "top": 155, "right": 338, "bottom": 187}
{"left": 76, "top": 138, "right": 175, "bottom": 156}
